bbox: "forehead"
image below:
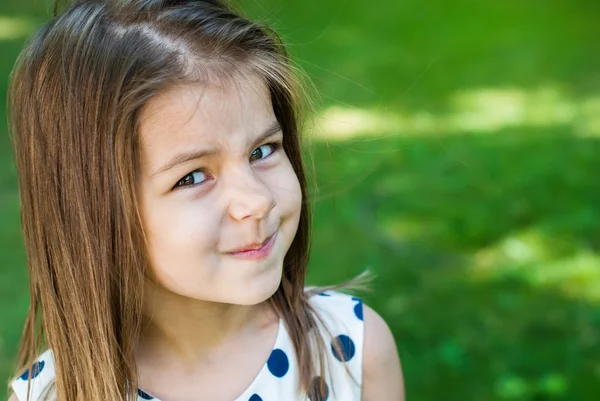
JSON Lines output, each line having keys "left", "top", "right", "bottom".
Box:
{"left": 137, "top": 74, "right": 274, "bottom": 166}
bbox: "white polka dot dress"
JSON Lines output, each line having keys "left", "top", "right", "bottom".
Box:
{"left": 11, "top": 290, "right": 364, "bottom": 401}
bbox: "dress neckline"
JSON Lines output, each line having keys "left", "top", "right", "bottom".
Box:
{"left": 137, "top": 317, "right": 286, "bottom": 401}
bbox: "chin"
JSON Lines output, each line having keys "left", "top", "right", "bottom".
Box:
{"left": 232, "top": 267, "right": 283, "bottom": 306}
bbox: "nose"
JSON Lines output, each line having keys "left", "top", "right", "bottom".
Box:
{"left": 226, "top": 169, "right": 276, "bottom": 222}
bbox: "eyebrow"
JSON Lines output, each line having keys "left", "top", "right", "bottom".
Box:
{"left": 151, "top": 120, "right": 283, "bottom": 177}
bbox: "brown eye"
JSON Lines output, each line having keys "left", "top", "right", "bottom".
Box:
{"left": 175, "top": 169, "right": 209, "bottom": 189}
{"left": 250, "top": 142, "right": 281, "bottom": 162}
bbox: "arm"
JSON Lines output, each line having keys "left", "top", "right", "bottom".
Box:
{"left": 7, "top": 393, "right": 18, "bottom": 401}
{"left": 362, "top": 304, "right": 405, "bottom": 401}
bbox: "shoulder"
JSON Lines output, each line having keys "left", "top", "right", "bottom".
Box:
{"left": 362, "top": 304, "right": 405, "bottom": 401}
{"left": 10, "top": 349, "right": 56, "bottom": 401}
{"left": 306, "top": 289, "right": 405, "bottom": 400}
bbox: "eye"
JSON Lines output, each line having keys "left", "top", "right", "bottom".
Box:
{"left": 174, "top": 169, "right": 210, "bottom": 189}
{"left": 173, "top": 141, "right": 282, "bottom": 190}
{"left": 250, "top": 142, "right": 281, "bottom": 162}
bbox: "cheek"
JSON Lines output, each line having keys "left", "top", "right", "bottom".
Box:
{"left": 272, "top": 163, "right": 303, "bottom": 248}
{"left": 141, "top": 195, "right": 217, "bottom": 276}
{"left": 271, "top": 161, "right": 302, "bottom": 217}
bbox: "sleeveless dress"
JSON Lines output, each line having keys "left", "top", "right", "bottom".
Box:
{"left": 11, "top": 290, "right": 364, "bottom": 401}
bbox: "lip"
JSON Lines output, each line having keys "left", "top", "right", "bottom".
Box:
{"left": 226, "top": 231, "right": 277, "bottom": 260}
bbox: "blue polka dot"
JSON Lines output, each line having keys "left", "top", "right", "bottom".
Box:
{"left": 331, "top": 334, "right": 356, "bottom": 362}
{"left": 308, "top": 376, "right": 329, "bottom": 401}
{"left": 137, "top": 388, "right": 154, "bottom": 399}
{"left": 267, "top": 348, "right": 289, "bottom": 377}
{"left": 318, "top": 292, "right": 331, "bottom": 297}
{"left": 19, "top": 360, "right": 45, "bottom": 380}
{"left": 249, "top": 395, "right": 263, "bottom": 401}
{"left": 351, "top": 296, "right": 361, "bottom": 302}
{"left": 354, "top": 300, "right": 363, "bottom": 321}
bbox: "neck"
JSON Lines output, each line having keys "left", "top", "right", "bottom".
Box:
{"left": 136, "top": 280, "right": 277, "bottom": 367}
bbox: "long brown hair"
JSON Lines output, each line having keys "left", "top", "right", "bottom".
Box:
{"left": 7, "top": 0, "right": 370, "bottom": 400}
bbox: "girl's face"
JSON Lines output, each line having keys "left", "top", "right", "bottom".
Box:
{"left": 136, "top": 74, "right": 302, "bottom": 305}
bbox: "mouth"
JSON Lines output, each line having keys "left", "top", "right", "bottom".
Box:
{"left": 226, "top": 230, "right": 277, "bottom": 260}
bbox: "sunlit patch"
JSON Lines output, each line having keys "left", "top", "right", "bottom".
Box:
{"left": 313, "top": 106, "right": 406, "bottom": 139}
{"left": 447, "top": 86, "right": 576, "bottom": 132}
{"left": 0, "top": 16, "right": 36, "bottom": 41}
{"left": 311, "top": 84, "right": 600, "bottom": 139}
{"left": 473, "top": 229, "right": 559, "bottom": 269}
{"left": 469, "top": 228, "right": 600, "bottom": 302}
{"left": 575, "top": 95, "right": 600, "bottom": 137}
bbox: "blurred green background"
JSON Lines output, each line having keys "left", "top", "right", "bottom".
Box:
{"left": 1, "top": 0, "right": 600, "bottom": 399}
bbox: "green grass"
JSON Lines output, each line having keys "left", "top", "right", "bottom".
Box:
{"left": 306, "top": 127, "right": 600, "bottom": 399}
{"left": 2, "top": 0, "right": 600, "bottom": 400}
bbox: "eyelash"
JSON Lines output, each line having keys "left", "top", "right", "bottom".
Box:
{"left": 173, "top": 141, "right": 283, "bottom": 190}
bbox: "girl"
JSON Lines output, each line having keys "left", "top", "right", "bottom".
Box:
{"left": 6, "top": 0, "right": 404, "bottom": 400}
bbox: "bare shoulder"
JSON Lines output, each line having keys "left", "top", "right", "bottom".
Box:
{"left": 362, "top": 304, "right": 405, "bottom": 401}
{"left": 7, "top": 392, "right": 19, "bottom": 401}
